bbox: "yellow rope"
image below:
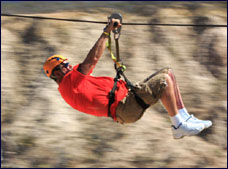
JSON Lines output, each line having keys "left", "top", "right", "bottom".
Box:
{"left": 106, "top": 34, "right": 126, "bottom": 71}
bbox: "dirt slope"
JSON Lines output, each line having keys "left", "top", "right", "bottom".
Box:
{"left": 1, "top": 1, "right": 227, "bottom": 168}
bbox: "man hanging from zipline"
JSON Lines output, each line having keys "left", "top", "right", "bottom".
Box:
{"left": 43, "top": 15, "right": 212, "bottom": 139}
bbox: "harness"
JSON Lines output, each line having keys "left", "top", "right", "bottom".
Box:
{"left": 106, "top": 13, "right": 150, "bottom": 119}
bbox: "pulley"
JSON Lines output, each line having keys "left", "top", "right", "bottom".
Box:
{"left": 108, "top": 13, "right": 122, "bottom": 40}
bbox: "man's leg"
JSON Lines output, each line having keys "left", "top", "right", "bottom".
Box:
{"left": 168, "top": 70, "right": 191, "bottom": 120}
{"left": 167, "top": 70, "right": 185, "bottom": 109}
{"left": 160, "top": 70, "right": 205, "bottom": 138}
{"left": 164, "top": 70, "right": 212, "bottom": 129}
{"left": 160, "top": 73, "right": 179, "bottom": 117}
{"left": 115, "top": 67, "right": 211, "bottom": 138}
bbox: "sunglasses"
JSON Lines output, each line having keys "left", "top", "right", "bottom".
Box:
{"left": 62, "top": 62, "right": 69, "bottom": 68}
{"left": 51, "top": 61, "right": 70, "bottom": 77}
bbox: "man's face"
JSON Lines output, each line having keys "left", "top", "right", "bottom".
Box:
{"left": 59, "top": 61, "right": 73, "bottom": 74}
{"left": 52, "top": 61, "right": 73, "bottom": 80}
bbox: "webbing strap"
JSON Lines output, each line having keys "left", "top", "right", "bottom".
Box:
{"left": 106, "top": 25, "right": 149, "bottom": 119}
{"left": 120, "top": 71, "right": 150, "bottom": 110}
{"left": 108, "top": 68, "right": 150, "bottom": 119}
{"left": 132, "top": 90, "right": 150, "bottom": 110}
{"left": 108, "top": 71, "right": 120, "bottom": 118}
{"left": 106, "top": 34, "right": 126, "bottom": 71}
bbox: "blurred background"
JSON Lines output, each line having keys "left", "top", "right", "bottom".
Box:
{"left": 1, "top": 1, "right": 227, "bottom": 168}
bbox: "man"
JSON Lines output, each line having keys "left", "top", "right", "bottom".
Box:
{"left": 43, "top": 19, "right": 212, "bottom": 139}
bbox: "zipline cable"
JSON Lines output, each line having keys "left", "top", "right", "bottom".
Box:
{"left": 1, "top": 13, "right": 227, "bottom": 27}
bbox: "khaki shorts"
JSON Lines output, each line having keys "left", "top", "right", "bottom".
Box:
{"left": 115, "top": 67, "right": 171, "bottom": 124}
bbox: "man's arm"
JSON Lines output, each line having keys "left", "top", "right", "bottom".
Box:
{"left": 78, "top": 19, "right": 121, "bottom": 75}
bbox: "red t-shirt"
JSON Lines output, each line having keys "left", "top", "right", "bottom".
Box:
{"left": 58, "top": 64, "right": 128, "bottom": 121}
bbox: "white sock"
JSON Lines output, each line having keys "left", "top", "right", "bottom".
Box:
{"left": 178, "top": 108, "right": 190, "bottom": 121}
{"left": 170, "top": 113, "right": 184, "bottom": 128}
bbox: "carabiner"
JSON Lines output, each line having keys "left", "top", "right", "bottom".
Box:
{"left": 108, "top": 13, "right": 122, "bottom": 39}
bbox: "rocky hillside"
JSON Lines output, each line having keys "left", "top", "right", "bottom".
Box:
{"left": 1, "top": 1, "right": 227, "bottom": 168}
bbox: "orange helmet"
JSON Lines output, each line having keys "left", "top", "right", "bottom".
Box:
{"left": 43, "top": 55, "right": 68, "bottom": 77}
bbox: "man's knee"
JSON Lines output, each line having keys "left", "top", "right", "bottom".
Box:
{"left": 164, "top": 68, "right": 178, "bottom": 87}
{"left": 167, "top": 68, "right": 174, "bottom": 76}
{"left": 158, "top": 67, "right": 173, "bottom": 75}
{"left": 159, "top": 67, "right": 175, "bottom": 80}
{"left": 158, "top": 68, "right": 174, "bottom": 88}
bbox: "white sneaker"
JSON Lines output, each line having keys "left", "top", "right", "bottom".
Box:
{"left": 171, "top": 121, "right": 205, "bottom": 139}
{"left": 186, "top": 115, "right": 212, "bottom": 129}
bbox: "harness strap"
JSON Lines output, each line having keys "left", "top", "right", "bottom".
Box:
{"left": 132, "top": 90, "right": 150, "bottom": 110}
{"left": 106, "top": 15, "right": 149, "bottom": 119}
{"left": 120, "top": 71, "right": 150, "bottom": 110}
{"left": 108, "top": 68, "right": 150, "bottom": 119}
{"left": 108, "top": 70, "right": 121, "bottom": 118}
